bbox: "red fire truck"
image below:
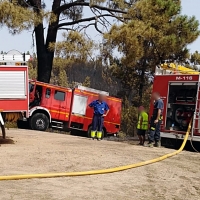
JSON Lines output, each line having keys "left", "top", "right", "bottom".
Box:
{"left": 150, "top": 64, "right": 200, "bottom": 146}
{"left": 26, "top": 80, "right": 121, "bottom": 137}
{"left": 0, "top": 65, "right": 121, "bottom": 138}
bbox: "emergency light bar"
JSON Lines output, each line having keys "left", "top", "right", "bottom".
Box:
{"left": 77, "top": 85, "right": 109, "bottom": 96}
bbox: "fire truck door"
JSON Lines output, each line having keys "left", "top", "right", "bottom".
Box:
{"left": 51, "top": 89, "right": 68, "bottom": 121}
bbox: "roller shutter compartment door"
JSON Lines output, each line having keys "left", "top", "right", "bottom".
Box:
{"left": 0, "top": 71, "right": 26, "bottom": 99}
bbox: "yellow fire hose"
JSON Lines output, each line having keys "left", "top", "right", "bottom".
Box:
{"left": 0, "top": 122, "right": 191, "bottom": 181}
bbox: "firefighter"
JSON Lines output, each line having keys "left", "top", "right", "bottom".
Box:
{"left": 89, "top": 94, "right": 109, "bottom": 141}
{"left": 148, "top": 92, "right": 164, "bottom": 147}
{"left": 137, "top": 106, "right": 148, "bottom": 145}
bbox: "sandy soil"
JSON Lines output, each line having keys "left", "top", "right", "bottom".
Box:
{"left": 0, "top": 129, "right": 199, "bottom": 200}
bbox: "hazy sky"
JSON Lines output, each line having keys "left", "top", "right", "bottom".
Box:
{"left": 0, "top": 0, "right": 199, "bottom": 54}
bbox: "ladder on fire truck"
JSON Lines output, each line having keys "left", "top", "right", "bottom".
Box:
{"left": 155, "top": 63, "right": 200, "bottom": 75}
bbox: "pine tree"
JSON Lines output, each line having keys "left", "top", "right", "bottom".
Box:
{"left": 105, "top": 0, "right": 200, "bottom": 105}
{"left": 57, "top": 68, "right": 69, "bottom": 87}
{"left": 191, "top": 51, "right": 200, "bottom": 66}
{"left": 0, "top": 1, "right": 38, "bottom": 32}
{"left": 82, "top": 76, "right": 91, "bottom": 87}
{"left": 5, "top": 0, "right": 131, "bottom": 83}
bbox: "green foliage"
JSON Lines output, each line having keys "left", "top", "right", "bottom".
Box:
{"left": 3, "top": 0, "right": 131, "bottom": 82}
{"left": 57, "top": 68, "right": 69, "bottom": 87}
{"left": 28, "top": 62, "right": 37, "bottom": 80}
{"left": 49, "top": 31, "right": 94, "bottom": 68}
{"left": 104, "top": 0, "right": 200, "bottom": 107}
{"left": 121, "top": 99, "right": 138, "bottom": 136}
{"left": 28, "top": 54, "right": 37, "bottom": 79}
{"left": 102, "top": 0, "right": 200, "bottom": 135}
{"left": 82, "top": 76, "right": 91, "bottom": 87}
{"left": 120, "top": 84, "right": 151, "bottom": 135}
{"left": 190, "top": 51, "right": 200, "bottom": 66}
{"left": 0, "top": 0, "right": 40, "bottom": 33}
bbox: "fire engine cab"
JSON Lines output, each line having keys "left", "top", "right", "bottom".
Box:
{"left": 25, "top": 80, "right": 121, "bottom": 137}
{"left": 150, "top": 63, "right": 200, "bottom": 145}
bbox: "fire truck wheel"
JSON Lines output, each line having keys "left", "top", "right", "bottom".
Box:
{"left": 87, "top": 126, "right": 105, "bottom": 139}
{"left": 30, "top": 113, "right": 49, "bottom": 131}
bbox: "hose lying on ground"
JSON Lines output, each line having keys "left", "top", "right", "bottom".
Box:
{"left": 190, "top": 137, "right": 200, "bottom": 153}
{"left": 0, "top": 120, "right": 192, "bottom": 181}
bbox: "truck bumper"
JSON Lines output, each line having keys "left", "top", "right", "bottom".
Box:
{"left": 161, "top": 132, "right": 200, "bottom": 142}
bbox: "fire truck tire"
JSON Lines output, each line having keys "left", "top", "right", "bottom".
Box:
{"left": 30, "top": 113, "right": 49, "bottom": 131}
{"left": 87, "top": 126, "right": 105, "bottom": 139}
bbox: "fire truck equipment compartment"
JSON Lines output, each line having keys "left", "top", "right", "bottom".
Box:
{"left": 72, "top": 95, "right": 88, "bottom": 116}
{"left": 0, "top": 66, "right": 29, "bottom": 115}
{"left": 166, "top": 83, "right": 196, "bottom": 131}
{"left": 0, "top": 71, "right": 26, "bottom": 99}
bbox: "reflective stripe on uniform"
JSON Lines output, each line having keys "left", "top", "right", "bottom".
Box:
{"left": 137, "top": 111, "right": 148, "bottom": 130}
{"left": 97, "top": 131, "right": 102, "bottom": 139}
{"left": 91, "top": 130, "right": 96, "bottom": 138}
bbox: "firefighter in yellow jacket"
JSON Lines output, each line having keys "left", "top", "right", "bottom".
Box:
{"left": 137, "top": 106, "right": 148, "bottom": 145}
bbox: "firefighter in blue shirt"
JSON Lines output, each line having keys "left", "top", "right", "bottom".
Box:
{"left": 89, "top": 94, "right": 109, "bottom": 140}
{"left": 148, "top": 92, "right": 164, "bottom": 147}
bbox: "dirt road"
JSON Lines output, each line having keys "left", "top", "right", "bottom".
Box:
{"left": 0, "top": 129, "right": 199, "bottom": 200}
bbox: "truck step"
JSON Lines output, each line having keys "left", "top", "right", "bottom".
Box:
{"left": 51, "top": 125, "right": 63, "bottom": 129}
{"left": 51, "top": 121, "right": 64, "bottom": 129}
{"left": 52, "top": 121, "right": 63, "bottom": 124}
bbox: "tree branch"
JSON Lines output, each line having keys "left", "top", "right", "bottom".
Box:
{"left": 79, "top": 23, "right": 96, "bottom": 32}
{"left": 94, "top": 18, "right": 103, "bottom": 34}
{"left": 92, "top": 7, "right": 111, "bottom": 27}
{"left": 54, "top": 1, "right": 127, "bottom": 15}
{"left": 55, "top": 14, "right": 114, "bottom": 29}
{"left": 58, "top": 27, "right": 77, "bottom": 31}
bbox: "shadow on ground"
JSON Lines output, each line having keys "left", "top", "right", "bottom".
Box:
{"left": 0, "top": 136, "right": 15, "bottom": 145}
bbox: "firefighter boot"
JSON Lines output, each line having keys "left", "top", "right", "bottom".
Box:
{"left": 97, "top": 131, "right": 102, "bottom": 141}
{"left": 154, "top": 141, "right": 161, "bottom": 148}
{"left": 91, "top": 130, "right": 96, "bottom": 140}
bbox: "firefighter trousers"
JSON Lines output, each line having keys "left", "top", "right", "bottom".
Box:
{"left": 91, "top": 115, "right": 104, "bottom": 139}
{"left": 148, "top": 119, "right": 161, "bottom": 143}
